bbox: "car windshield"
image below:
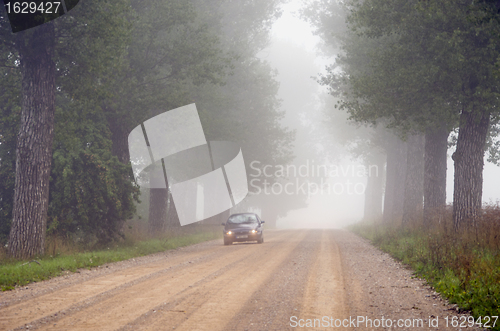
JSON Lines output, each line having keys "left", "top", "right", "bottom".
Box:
{"left": 227, "top": 214, "right": 258, "bottom": 224}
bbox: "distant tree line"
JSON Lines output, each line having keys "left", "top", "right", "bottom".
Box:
{"left": 304, "top": 0, "right": 500, "bottom": 229}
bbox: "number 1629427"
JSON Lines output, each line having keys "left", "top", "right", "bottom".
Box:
{"left": 4, "top": 2, "right": 61, "bottom": 14}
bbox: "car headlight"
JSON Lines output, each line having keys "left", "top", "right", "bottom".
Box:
{"left": 251, "top": 229, "right": 257, "bottom": 234}
{"left": 226, "top": 231, "right": 232, "bottom": 235}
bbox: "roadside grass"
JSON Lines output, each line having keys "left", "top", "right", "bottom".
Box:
{"left": 350, "top": 206, "right": 500, "bottom": 330}
{"left": 0, "top": 227, "right": 221, "bottom": 291}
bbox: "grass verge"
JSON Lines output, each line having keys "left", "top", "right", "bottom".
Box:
{"left": 350, "top": 208, "right": 500, "bottom": 330}
{"left": 0, "top": 229, "right": 220, "bottom": 291}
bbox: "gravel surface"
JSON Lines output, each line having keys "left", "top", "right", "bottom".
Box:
{"left": 0, "top": 229, "right": 484, "bottom": 330}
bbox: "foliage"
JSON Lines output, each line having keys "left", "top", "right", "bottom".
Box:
{"left": 0, "top": 0, "right": 137, "bottom": 247}
{"left": 0, "top": 0, "right": 294, "bottom": 248}
{"left": 189, "top": 0, "right": 296, "bottom": 222}
{"left": 351, "top": 205, "right": 500, "bottom": 328}
{"left": 48, "top": 99, "right": 140, "bottom": 244}
{"left": 306, "top": 0, "right": 500, "bottom": 228}
{"left": 198, "top": 58, "right": 294, "bottom": 173}
{"left": 105, "top": 0, "right": 233, "bottom": 139}
{"left": 194, "top": 0, "right": 294, "bottom": 186}
{"left": 305, "top": 0, "right": 500, "bottom": 137}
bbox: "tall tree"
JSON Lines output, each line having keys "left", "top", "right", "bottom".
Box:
{"left": 190, "top": 0, "right": 294, "bottom": 226}
{"left": 98, "top": 0, "right": 232, "bottom": 234}
{"left": 423, "top": 125, "right": 449, "bottom": 224}
{"left": 1, "top": 0, "right": 133, "bottom": 257}
{"left": 308, "top": 0, "right": 500, "bottom": 230}
{"left": 452, "top": 108, "right": 491, "bottom": 229}
{"left": 383, "top": 134, "right": 407, "bottom": 223}
{"left": 402, "top": 134, "right": 424, "bottom": 225}
{"left": 8, "top": 23, "right": 56, "bottom": 258}
{"left": 363, "top": 150, "right": 385, "bottom": 221}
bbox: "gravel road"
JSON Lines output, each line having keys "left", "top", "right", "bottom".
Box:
{"left": 0, "top": 229, "right": 482, "bottom": 330}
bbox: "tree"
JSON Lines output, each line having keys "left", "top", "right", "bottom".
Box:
{"left": 402, "top": 134, "right": 424, "bottom": 225}
{"left": 1, "top": 0, "right": 133, "bottom": 257}
{"left": 96, "top": 0, "right": 235, "bottom": 234}
{"left": 423, "top": 125, "right": 449, "bottom": 224}
{"left": 308, "top": 0, "right": 500, "bottom": 229}
{"left": 188, "top": 0, "right": 295, "bottom": 226}
{"left": 100, "top": 0, "right": 291, "bottom": 233}
{"left": 319, "top": 92, "right": 387, "bottom": 222}
{"left": 418, "top": 0, "right": 500, "bottom": 229}
{"left": 363, "top": 151, "right": 385, "bottom": 221}
{"left": 382, "top": 133, "right": 407, "bottom": 223}
{"left": 8, "top": 23, "right": 56, "bottom": 258}
{"left": 329, "top": 1, "right": 451, "bottom": 225}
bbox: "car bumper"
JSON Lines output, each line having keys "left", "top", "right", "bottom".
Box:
{"left": 224, "top": 233, "right": 261, "bottom": 242}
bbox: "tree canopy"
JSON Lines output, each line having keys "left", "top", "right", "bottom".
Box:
{"left": 305, "top": 0, "right": 500, "bottom": 228}
{"left": 0, "top": 0, "right": 294, "bottom": 254}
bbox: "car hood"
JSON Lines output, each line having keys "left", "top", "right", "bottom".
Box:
{"left": 225, "top": 223, "right": 258, "bottom": 231}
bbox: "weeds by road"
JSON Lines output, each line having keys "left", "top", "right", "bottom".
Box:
{"left": 0, "top": 229, "right": 220, "bottom": 291}
{"left": 351, "top": 205, "right": 500, "bottom": 330}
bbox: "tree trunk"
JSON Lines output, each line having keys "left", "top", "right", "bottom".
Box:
{"left": 363, "top": 152, "right": 385, "bottom": 222}
{"left": 402, "top": 134, "right": 424, "bottom": 225}
{"left": 383, "top": 135, "right": 407, "bottom": 223}
{"left": 107, "top": 115, "right": 137, "bottom": 236}
{"left": 108, "top": 116, "right": 131, "bottom": 164}
{"left": 165, "top": 189, "right": 181, "bottom": 229}
{"left": 452, "top": 108, "right": 490, "bottom": 230}
{"left": 148, "top": 188, "right": 168, "bottom": 235}
{"left": 9, "top": 24, "right": 56, "bottom": 259}
{"left": 364, "top": 175, "right": 375, "bottom": 220}
{"left": 423, "top": 125, "right": 449, "bottom": 225}
{"left": 148, "top": 159, "right": 169, "bottom": 235}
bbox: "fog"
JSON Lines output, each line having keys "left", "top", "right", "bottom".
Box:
{"left": 257, "top": 1, "right": 365, "bottom": 229}
{"left": 3, "top": 0, "right": 500, "bottom": 251}
{"left": 257, "top": 0, "right": 500, "bottom": 229}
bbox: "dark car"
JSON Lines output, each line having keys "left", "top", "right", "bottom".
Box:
{"left": 221, "top": 213, "right": 265, "bottom": 245}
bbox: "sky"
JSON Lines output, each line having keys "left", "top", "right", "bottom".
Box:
{"left": 260, "top": 0, "right": 500, "bottom": 228}
{"left": 269, "top": 1, "right": 319, "bottom": 52}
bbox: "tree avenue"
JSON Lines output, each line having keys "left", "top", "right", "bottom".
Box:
{"left": 0, "top": 0, "right": 293, "bottom": 257}
{"left": 306, "top": 0, "right": 500, "bottom": 229}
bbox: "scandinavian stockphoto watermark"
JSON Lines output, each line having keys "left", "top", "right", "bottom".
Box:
{"left": 127, "top": 104, "right": 249, "bottom": 226}
{"left": 249, "top": 160, "right": 379, "bottom": 197}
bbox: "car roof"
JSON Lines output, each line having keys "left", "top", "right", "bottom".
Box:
{"left": 228, "top": 213, "right": 260, "bottom": 219}
{"left": 229, "top": 213, "right": 258, "bottom": 216}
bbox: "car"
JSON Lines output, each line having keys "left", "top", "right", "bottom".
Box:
{"left": 221, "top": 213, "right": 265, "bottom": 245}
